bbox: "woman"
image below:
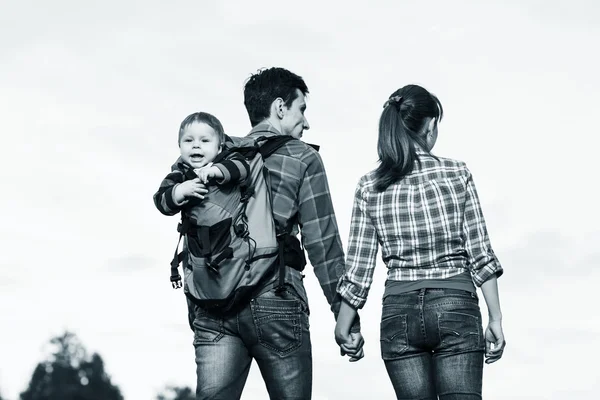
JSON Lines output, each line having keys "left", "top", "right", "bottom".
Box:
{"left": 335, "top": 85, "right": 505, "bottom": 399}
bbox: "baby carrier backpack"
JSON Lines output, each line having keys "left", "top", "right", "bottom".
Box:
{"left": 169, "top": 134, "right": 307, "bottom": 313}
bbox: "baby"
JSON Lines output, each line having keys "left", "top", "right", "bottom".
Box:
{"left": 153, "top": 111, "right": 249, "bottom": 287}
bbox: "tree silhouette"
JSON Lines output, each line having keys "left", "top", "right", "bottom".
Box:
{"left": 156, "top": 385, "right": 195, "bottom": 400}
{"left": 20, "top": 331, "right": 123, "bottom": 400}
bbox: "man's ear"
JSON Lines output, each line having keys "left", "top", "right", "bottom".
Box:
{"left": 272, "top": 97, "right": 285, "bottom": 119}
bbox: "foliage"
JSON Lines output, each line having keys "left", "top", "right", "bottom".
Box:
{"left": 20, "top": 331, "right": 123, "bottom": 400}
{"left": 156, "top": 385, "right": 195, "bottom": 400}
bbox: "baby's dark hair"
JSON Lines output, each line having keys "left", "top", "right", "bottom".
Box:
{"left": 178, "top": 112, "right": 225, "bottom": 145}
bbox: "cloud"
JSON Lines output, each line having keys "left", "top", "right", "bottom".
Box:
{"left": 496, "top": 230, "right": 600, "bottom": 292}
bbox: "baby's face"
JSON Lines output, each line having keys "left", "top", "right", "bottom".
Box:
{"left": 179, "top": 122, "right": 221, "bottom": 169}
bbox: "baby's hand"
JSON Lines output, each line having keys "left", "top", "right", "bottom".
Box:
{"left": 195, "top": 165, "right": 224, "bottom": 184}
{"left": 173, "top": 178, "right": 207, "bottom": 204}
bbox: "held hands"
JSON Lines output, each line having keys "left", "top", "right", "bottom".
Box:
{"left": 484, "top": 319, "right": 506, "bottom": 364}
{"left": 173, "top": 178, "right": 208, "bottom": 204}
{"left": 335, "top": 328, "right": 365, "bottom": 362}
{"left": 335, "top": 299, "right": 364, "bottom": 362}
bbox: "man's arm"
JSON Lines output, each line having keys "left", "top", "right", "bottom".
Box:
{"left": 297, "top": 149, "right": 360, "bottom": 331}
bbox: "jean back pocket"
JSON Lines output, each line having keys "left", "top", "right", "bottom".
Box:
{"left": 437, "top": 310, "right": 484, "bottom": 353}
{"left": 251, "top": 296, "right": 304, "bottom": 356}
{"left": 380, "top": 314, "right": 409, "bottom": 360}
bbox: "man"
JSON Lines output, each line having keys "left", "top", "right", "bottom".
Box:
{"left": 190, "top": 67, "right": 363, "bottom": 399}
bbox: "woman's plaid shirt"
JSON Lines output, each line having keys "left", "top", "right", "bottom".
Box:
{"left": 337, "top": 150, "right": 503, "bottom": 309}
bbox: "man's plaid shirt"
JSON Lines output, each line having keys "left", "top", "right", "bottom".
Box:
{"left": 246, "top": 124, "right": 346, "bottom": 318}
{"left": 337, "top": 149, "right": 503, "bottom": 309}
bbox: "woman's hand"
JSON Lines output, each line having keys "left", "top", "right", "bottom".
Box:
{"left": 484, "top": 319, "right": 506, "bottom": 364}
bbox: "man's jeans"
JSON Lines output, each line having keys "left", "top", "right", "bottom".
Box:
{"left": 192, "top": 285, "right": 312, "bottom": 400}
{"left": 380, "top": 288, "right": 485, "bottom": 399}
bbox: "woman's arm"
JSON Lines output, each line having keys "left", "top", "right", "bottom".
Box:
{"left": 480, "top": 274, "right": 502, "bottom": 321}
{"left": 334, "top": 179, "right": 379, "bottom": 361}
{"left": 462, "top": 168, "right": 506, "bottom": 363}
{"left": 336, "top": 180, "right": 380, "bottom": 310}
{"left": 481, "top": 275, "right": 506, "bottom": 363}
{"left": 335, "top": 299, "right": 364, "bottom": 362}
{"left": 335, "top": 298, "right": 358, "bottom": 342}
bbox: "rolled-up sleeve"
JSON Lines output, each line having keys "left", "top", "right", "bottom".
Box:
{"left": 462, "top": 170, "right": 503, "bottom": 286}
{"left": 337, "top": 180, "right": 379, "bottom": 309}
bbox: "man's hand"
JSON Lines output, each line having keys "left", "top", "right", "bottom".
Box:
{"left": 485, "top": 319, "right": 506, "bottom": 364}
{"left": 173, "top": 178, "right": 208, "bottom": 204}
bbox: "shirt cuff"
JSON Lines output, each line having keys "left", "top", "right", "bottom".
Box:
{"left": 472, "top": 261, "right": 504, "bottom": 287}
{"left": 336, "top": 279, "right": 368, "bottom": 310}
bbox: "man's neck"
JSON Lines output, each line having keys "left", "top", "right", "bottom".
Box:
{"left": 258, "top": 117, "right": 285, "bottom": 135}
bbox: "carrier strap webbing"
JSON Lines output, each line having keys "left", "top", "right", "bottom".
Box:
{"left": 169, "top": 134, "right": 319, "bottom": 298}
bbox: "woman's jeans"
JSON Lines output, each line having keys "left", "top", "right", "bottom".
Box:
{"left": 381, "top": 288, "right": 485, "bottom": 399}
{"left": 191, "top": 285, "right": 312, "bottom": 400}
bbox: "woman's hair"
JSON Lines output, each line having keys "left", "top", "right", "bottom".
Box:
{"left": 374, "top": 84, "right": 443, "bottom": 192}
{"left": 178, "top": 112, "right": 225, "bottom": 145}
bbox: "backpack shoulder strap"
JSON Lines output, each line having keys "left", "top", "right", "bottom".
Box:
{"left": 254, "top": 135, "right": 301, "bottom": 294}
{"left": 169, "top": 214, "right": 192, "bottom": 289}
{"left": 257, "top": 135, "right": 295, "bottom": 159}
{"left": 212, "top": 147, "right": 234, "bottom": 164}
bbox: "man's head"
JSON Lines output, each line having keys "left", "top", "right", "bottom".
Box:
{"left": 243, "top": 67, "right": 310, "bottom": 138}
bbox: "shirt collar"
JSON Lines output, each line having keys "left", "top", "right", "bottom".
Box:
{"left": 247, "top": 122, "right": 284, "bottom": 138}
{"left": 246, "top": 122, "right": 320, "bottom": 152}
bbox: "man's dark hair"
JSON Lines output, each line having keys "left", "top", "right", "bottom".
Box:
{"left": 243, "top": 67, "right": 309, "bottom": 127}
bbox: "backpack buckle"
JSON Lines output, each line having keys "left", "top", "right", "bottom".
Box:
{"left": 207, "top": 261, "right": 220, "bottom": 274}
{"left": 170, "top": 274, "right": 182, "bottom": 289}
{"left": 177, "top": 219, "right": 191, "bottom": 234}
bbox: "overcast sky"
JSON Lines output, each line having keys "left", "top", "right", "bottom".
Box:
{"left": 1, "top": 0, "right": 599, "bottom": 399}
